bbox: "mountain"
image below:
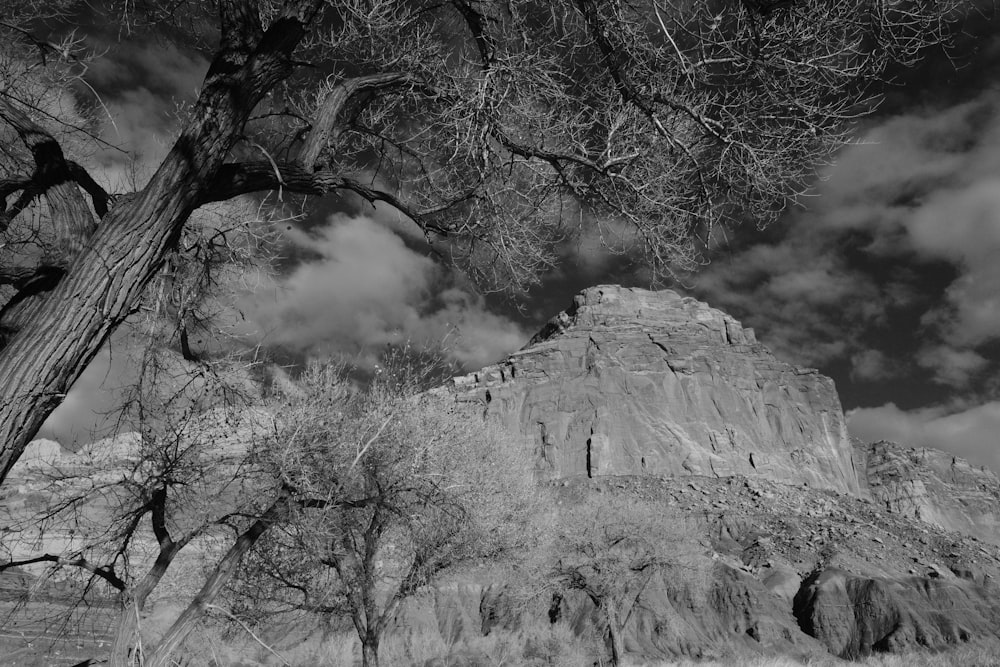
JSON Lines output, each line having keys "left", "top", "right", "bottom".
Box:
{"left": 429, "top": 285, "right": 1000, "bottom": 662}
{"left": 444, "top": 285, "right": 861, "bottom": 493}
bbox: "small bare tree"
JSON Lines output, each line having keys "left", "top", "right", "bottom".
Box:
{"left": 0, "top": 348, "right": 280, "bottom": 666}
{"left": 549, "top": 492, "right": 697, "bottom": 667}
{"left": 0, "top": 199, "right": 285, "bottom": 665}
{"left": 235, "top": 353, "right": 538, "bottom": 667}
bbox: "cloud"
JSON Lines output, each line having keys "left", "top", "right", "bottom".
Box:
{"left": 830, "top": 94, "right": 1000, "bottom": 354}
{"left": 850, "top": 350, "right": 891, "bottom": 382}
{"left": 847, "top": 402, "right": 1000, "bottom": 472}
{"left": 251, "top": 214, "right": 527, "bottom": 369}
{"left": 686, "top": 88, "right": 1000, "bottom": 395}
{"left": 915, "top": 344, "right": 989, "bottom": 387}
{"left": 84, "top": 40, "right": 208, "bottom": 190}
{"left": 685, "top": 220, "right": 887, "bottom": 371}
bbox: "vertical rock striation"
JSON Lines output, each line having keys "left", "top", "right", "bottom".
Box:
{"left": 441, "top": 285, "right": 861, "bottom": 494}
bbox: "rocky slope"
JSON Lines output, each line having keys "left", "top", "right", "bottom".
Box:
{"left": 442, "top": 285, "right": 862, "bottom": 494}
{"left": 391, "top": 473, "right": 1000, "bottom": 663}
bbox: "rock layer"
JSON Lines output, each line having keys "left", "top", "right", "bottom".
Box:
{"left": 443, "top": 285, "right": 861, "bottom": 494}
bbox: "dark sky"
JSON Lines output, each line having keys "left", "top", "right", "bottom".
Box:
{"left": 34, "top": 6, "right": 1000, "bottom": 473}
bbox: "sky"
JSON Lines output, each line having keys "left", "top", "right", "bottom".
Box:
{"left": 29, "top": 8, "right": 1000, "bottom": 474}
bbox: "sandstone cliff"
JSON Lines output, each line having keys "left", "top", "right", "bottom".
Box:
{"left": 855, "top": 439, "right": 1000, "bottom": 544}
{"left": 442, "top": 285, "right": 862, "bottom": 494}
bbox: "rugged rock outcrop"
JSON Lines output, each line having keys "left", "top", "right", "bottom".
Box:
{"left": 424, "top": 285, "right": 1000, "bottom": 663}
{"left": 855, "top": 439, "right": 1000, "bottom": 545}
{"left": 793, "top": 566, "right": 1000, "bottom": 659}
{"left": 442, "top": 285, "right": 862, "bottom": 494}
{"left": 384, "top": 473, "right": 1000, "bottom": 664}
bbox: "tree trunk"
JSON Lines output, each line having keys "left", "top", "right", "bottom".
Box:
{"left": 0, "top": 9, "right": 307, "bottom": 487}
{"left": 109, "top": 602, "right": 143, "bottom": 667}
{"left": 361, "top": 630, "right": 380, "bottom": 667}
{"left": 604, "top": 603, "right": 626, "bottom": 667}
{"left": 140, "top": 494, "right": 290, "bottom": 667}
{"left": 108, "top": 541, "right": 183, "bottom": 667}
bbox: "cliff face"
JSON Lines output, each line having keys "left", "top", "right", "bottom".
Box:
{"left": 444, "top": 285, "right": 862, "bottom": 494}
{"left": 855, "top": 439, "right": 1000, "bottom": 544}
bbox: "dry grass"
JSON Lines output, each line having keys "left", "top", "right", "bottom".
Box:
{"left": 655, "top": 640, "right": 1000, "bottom": 666}
{"left": 160, "top": 619, "right": 1000, "bottom": 666}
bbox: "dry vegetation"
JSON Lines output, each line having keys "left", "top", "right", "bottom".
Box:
{"left": 120, "top": 620, "right": 1000, "bottom": 666}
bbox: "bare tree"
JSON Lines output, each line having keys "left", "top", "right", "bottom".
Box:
{"left": 0, "top": 343, "right": 281, "bottom": 665}
{"left": 548, "top": 492, "right": 699, "bottom": 667}
{"left": 230, "top": 353, "right": 537, "bottom": 667}
{"left": 0, "top": 192, "right": 289, "bottom": 664}
{"left": 0, "top": 0, "right": 974, "bottom": 487}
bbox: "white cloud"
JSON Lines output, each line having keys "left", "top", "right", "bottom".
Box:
{"left": 832, "top": 94, "right": 1000, "bottom": 357}
{"left": 915, "top": 344, "right": 989, "bottom": 387}
{"left": 848, "top": 402, "right": 1000, "bottom": 472}
{"left": 850, "top": 349, "right": 891, "bottom": 382}
{"left": 86, "top": 41, "right": 208, "bottom": 190}
{"left": 251, "top": 214, "right": 527, "bottom": 369}
{"left": 687, "top": 221, "right": 885, "bottom": 370}
{"left": 688, "top": 89, "right": 1000, "bottom": 390}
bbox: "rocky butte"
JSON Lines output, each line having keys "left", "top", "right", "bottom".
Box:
{"left": 445, "top": 285, "right": 861, "bottom": 493}
{"left": 427, "top": 285, "right": 1000, "bottom": 661}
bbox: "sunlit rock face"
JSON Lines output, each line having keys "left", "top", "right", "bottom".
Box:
{"left": 443, "top": 285, "right": 862, "bottom": 494}
{"left": 856, "top": 440, "right": 1000, "bottom": 544}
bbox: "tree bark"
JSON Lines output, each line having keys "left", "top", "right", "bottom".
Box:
{"left": 108, "top": 540, "right": 185, "bottom": 667}
{"left": 0, "top": 10, "right": 307, "bottom": 486}
{"left": 361, "top": 629, "right": 380, "bottom": 667}
{"left": 604, "top": 602, "right": 626, "bottom": 667}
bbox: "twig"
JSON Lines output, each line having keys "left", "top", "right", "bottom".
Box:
{"left": 205, "top": 604, "right": 291, "bottom": 665}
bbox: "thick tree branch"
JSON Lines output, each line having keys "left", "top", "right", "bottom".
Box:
{"left": 201, "top": 161, "right": 452, "bottom": 236}
{"left": 0, "top": 175, "right": 32, "bottom": 207}
{"left": 451, "top": 0, "right": 495, "bottom": 67}
{"left": 66, "top": 162, "right": 110, "bottom": 218}
{"left": 210, "top": 0, "right": 266, "bottom": 78}
{"left": 149, "top": 486, "right": 173, "bottom": 550}
{"left": 0, "top": 97, "right": 101, "bottom": 247}
{"left": 299, "top": 72, "right": 417, "bottom": 168}
{"left": 142, "top": 492, "right": 292, "bottom": 667}
{"left": 0, "top": 553, "right": 125, "bottom": 591}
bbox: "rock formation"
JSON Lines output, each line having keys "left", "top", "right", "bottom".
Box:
{"left": 442, "top": 285, "right": 861, "bottom": 494}
{"left": 855, "top": 439, "right": 1000, "bottom": 544}
{"left": 426, "top": 285, "right": 1000, "bottom": 663}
